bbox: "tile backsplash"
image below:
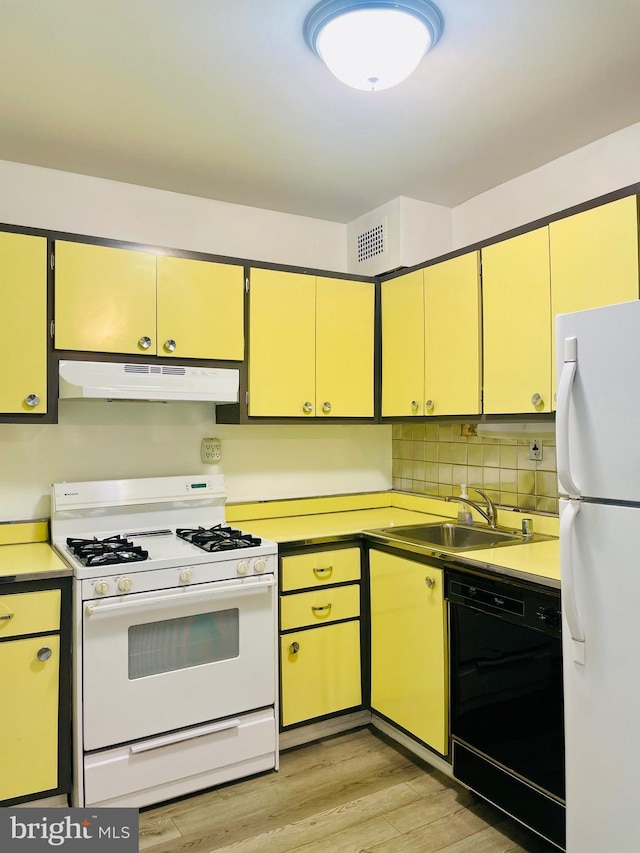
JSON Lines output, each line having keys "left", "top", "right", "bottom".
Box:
{"left": 392, "top": 423, "right": 558, "bottom": 514}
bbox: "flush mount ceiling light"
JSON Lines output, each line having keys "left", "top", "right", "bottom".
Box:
{"left": 304, "top": 0, "right": 443, "bottom": 92}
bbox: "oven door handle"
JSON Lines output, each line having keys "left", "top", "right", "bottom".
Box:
{"left": 129, "top": 718, "right": 242, "bottom": 755}
{"left": 85, "top": 577, "right": 276, "bottom": 616}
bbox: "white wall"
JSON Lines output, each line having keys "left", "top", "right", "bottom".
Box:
{"left": 0, "top": 160, "right": 393, "bottom": 523}
{"left": 0, "top": 159, "right": 347, "bottom": 272}
{"left": 0, "top": 402, "right": 391, "bottom": 521}
{"left": 452, "top": 122, "right": 640, "bottom": 249}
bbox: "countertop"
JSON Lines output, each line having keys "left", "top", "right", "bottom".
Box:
{"left": 0, "top": 542, "right": 72, "bottom": 583}
{"left": 242, "top": 504, "right": 560, "bottom": 588}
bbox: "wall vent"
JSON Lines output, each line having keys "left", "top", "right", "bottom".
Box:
{"left": 357, "top": 222, "right": 385, "bottom": 262}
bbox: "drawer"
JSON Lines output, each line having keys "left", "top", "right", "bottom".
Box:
{"left": 0, "top": 589, "right": 60, "bottom": 638}
{"left": 281, "top": 547, "right": 360, "bottom": 592}
{"left": 280, "top": 583, "right": 360, "bottom": 630}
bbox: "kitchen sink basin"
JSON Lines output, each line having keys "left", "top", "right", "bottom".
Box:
{"left": 371, "top": 522, "right": 554, "bottom": 552}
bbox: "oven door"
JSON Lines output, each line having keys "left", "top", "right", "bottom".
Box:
{"left": 82, "top": 575, "right": 276, "bottom": 751}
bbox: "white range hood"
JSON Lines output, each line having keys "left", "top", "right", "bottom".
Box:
{"left": 58, "top": 360, "right": 239, "bottom": 403}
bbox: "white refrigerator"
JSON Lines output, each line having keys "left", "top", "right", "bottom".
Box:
{"left": 556, "top": 299, "right": 640, "bottom": 853}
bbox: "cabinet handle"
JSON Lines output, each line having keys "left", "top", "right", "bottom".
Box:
{"left": 138, "top": 336, "right": 152, "bottom": 350}
{"left": 164, "top": 339, "right": 177, "bottom": 353}
{"left": 0, "top": 612, "right": 14, "bottom": 621}
{"left": 289, "top": 642, "right": 300, "bottom": 654}
{"left": 302, "top": 401, "right": 314, "bottom": 414}
{"left": 313, "top": 566, "right": 333, "bottom": 577}
{"left": 25, "top": 394, "right": 40, "bottom": 408}
{"left": 312, "top": 603, "right": 332, "bottom": 614}
{"left": 322, "top": 402, "right": 332, "bottom": 414}
{"left": 531, "top": 393, "right": 543, "bottom": 407}
{"left": 425, "top": 576, "right": 436, "bottom": 589}
{"left": 411, "top": 400, "right": 420, "bottom": 412}
{"left": 425, "top": 399, "right": 434, "bottom": 412}
{"left": 36, "top": 647, "right": 52, "bottom": 662}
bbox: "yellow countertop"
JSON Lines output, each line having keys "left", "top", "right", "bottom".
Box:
{"left": 0, "top": 543, "right": 72, "bottom": 582}
{"left": 240, "top": 500, "right": 560, "bottom": 588}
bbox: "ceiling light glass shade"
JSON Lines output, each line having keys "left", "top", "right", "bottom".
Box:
{"left": 304, "top": 0, "right": 443, "bottom": 92}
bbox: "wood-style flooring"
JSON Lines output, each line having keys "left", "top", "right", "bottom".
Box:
{"left": 139, "top": 727, "right": 558, "bottom": 853}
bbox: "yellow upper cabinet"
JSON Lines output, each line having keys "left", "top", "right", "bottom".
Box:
{"left": 424, "top": 252, "right": 481, "bottom": 416}
{"left": 156, "top": 256, "right": 244, "bottom": 360}
{"left": 0, "top": 232, "right": 48, "bottom": 414}
{"left": 248, "top": 269, "right": 375, "bottom": 417}
{"left": 482, "top": 228, "right": 552, "bottom": 414}
{"left": 55, "top": 241, "right": 244, "bottom": 359}
{"left": 55, "top": 241, "right": 157, "bottom": 355}
{"left": 381, "top": 270, "right": 425, "bottom": 416}
{"left": 315, "top": 277, "right": 374, "bottom": 417}
{"left": 550, "top": 196, "right": 639, "bottom": 401}
{"left": 248, "top": 268, "right": 316, "bottom": 416}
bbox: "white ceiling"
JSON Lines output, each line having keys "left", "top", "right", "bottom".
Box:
{"left": 1, "top": 0, "right": 640, "bottom": 223}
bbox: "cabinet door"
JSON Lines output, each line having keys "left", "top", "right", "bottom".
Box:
{"left": 54, "top": 241, "right": 157, "bottom": 355}
{"left": 483, "top": 228, "right": 552, "bottom": 413}
{"left": 381, "top": 270, "right": 425, "bottom": 416}
{"left": 370, "top": 550, "right": 447, "bottom": 754}
{"left": 0, "top": 634, "right": 60, "bottom": 801}
{"left": 550, "top": 196, "right": 639, "bottom": 402}
{"left": 316, "top": 277, "right": 375, "bottom": 417}
{"left": 280, "top": 621, "right": 361, "bottom": 727}
{"left": 0, "top": 232, "right": 48, "bottom": 414}
{"left": 248, "top": 269, "right": 316, "bottom": 416}
{"left": 423, "top": 252, "right": 481, "bottom": 415}
{"left": 157, "top": 257, "right": 244, "bottom": 360}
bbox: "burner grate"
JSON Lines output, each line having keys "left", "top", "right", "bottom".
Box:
{"left": 67, "top": 536, "right": 149, "bottom": 567}
{"left": 176, "top": 525, "right": 262, "bottom": 552}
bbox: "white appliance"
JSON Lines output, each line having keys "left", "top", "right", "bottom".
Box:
{"left": 556, "top": 299, "right": 640, "bottom": 852}
{"left": 51, "top": 474, "right": 278, "bottom": 809}
{"left": 58, "top": 360, "right": 239, "bottom": 402}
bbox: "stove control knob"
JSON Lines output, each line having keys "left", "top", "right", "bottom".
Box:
{"left": 537, "top": 606, "right": 561, "bottom": 630}
{"left": 237, "top": 562, "right": 250, "bottom": 576}
{"left": 118, "top": 577, "right": 133, "bottom": 593}
{"left": 254, "top": 559, "right": 266, "bottom": 574}
{"left": 95, "top": 580, "right": 110, "bottom": 596}
{"left": 180, "top": 569, "right": 193, "bottom": 583}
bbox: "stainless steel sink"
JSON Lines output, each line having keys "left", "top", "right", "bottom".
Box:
{"left": 371, "top": 522, "right": 554, "bottom": 552}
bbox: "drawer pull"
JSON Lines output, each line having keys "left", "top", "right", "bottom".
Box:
{"left": 313, "top": 566, "right": 333, "bottom": 577}
{"left": 425, "top": 576, "right": 436, "bottom": 589}
{"left": 289, "top": 642, "right": 300, "bottom": 654}
{"left": 312, "top": 604, "right": 332, "bottom": 614}
{"left": 37, "top": 647, "right": 52, "bottom": 662}
{"left": 0, "top": 613, "right": 14, "bottom": 621}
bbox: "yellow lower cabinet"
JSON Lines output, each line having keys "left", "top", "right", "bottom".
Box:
{"left": 369, "top": 550, "right": 447, "bottom": 755}
{"left": 281, "top": 621, "right": 362, "bottom": 727}
{"left": 0, "top": 634, "right": 60, "bottom": 801}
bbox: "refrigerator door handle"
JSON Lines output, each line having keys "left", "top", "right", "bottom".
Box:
{"left": 560, "top": 499, "right": 585, "bottom": 665}
{"left": 557, "top": 336, "right": 581, "bottom": 499}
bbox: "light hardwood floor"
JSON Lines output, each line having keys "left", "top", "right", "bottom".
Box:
{"left": 139, "top": 727, "right": 559, "bottom": 853}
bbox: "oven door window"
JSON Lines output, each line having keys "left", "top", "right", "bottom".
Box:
{"left": 128, "top": 609, "right": 239, "bottom": 679}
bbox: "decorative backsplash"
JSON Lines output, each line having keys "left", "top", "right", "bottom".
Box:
{"left": 391, "top": 423, "right": 558, "bottom": 514}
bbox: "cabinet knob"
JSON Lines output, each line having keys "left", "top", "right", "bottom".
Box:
{"left": 36, "top": 647, "right": 52, "bottom": 662}
{"left": 25, "top": 394, "right": 40, "bottom": 408}
{"left": 322, "top": 402, "right": 332, "bottom": 414}
{"left": 164, "top": 339, "right": 177, "bottom": 353}
{"left": 0, "top": 611, "right": 14, "bottom": 622}
{"left": 313, "top": 566, "right": 333, "bottom": 577}
{"left": 303, "top": 401, "right": 314, "bottom": 414}
{"left": 425, "top": 399, "right": 434, "bottom": 412}
{"left": 289, "top": 642, "right": 300, "bottom": 655}
{"left": 531, "top": 393, "right": 543, "bottom": 407}
{"left": 312, "top": 603, "right": 332, "bottom": 615}
{"left": 138, "top": 336, "right": 152, "bottom": 350}
{"left": 425, "top": 576, "right": 436, "bottom": 589}
{"left": 411, "top": 400, "right": 420, "bottom": 412}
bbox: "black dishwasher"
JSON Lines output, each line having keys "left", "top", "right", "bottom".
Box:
{"left": 446, "top": 569, "right": 565, "bottom": 850}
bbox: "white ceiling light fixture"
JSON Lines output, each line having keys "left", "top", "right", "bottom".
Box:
{"left": 304, "top": 0, "right": 443, "bottom": 92}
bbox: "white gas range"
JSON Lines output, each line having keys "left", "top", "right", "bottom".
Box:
{"left": 51, "top": 474, "right": 279, "bottom": 809}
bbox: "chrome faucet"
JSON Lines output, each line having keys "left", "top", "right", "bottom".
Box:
{"left": 446, "top": 486, "right": 497, "bottom": 529}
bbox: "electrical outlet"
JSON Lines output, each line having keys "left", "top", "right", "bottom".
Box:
{"left": 201, "top": 437, "right": 222, "bottom": 464}
{"left": 529, "top": 439, "right": 543, "bottom": 462}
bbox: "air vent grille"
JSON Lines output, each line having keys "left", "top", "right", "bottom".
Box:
{"left": 124, "top": 364, "right": 186, "bottom": 375}
{"left": 357, "top": 223, "right": 384, "bottom": 262}
{"left": 124, "top": 365, "right": 150, "bottom": 374}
